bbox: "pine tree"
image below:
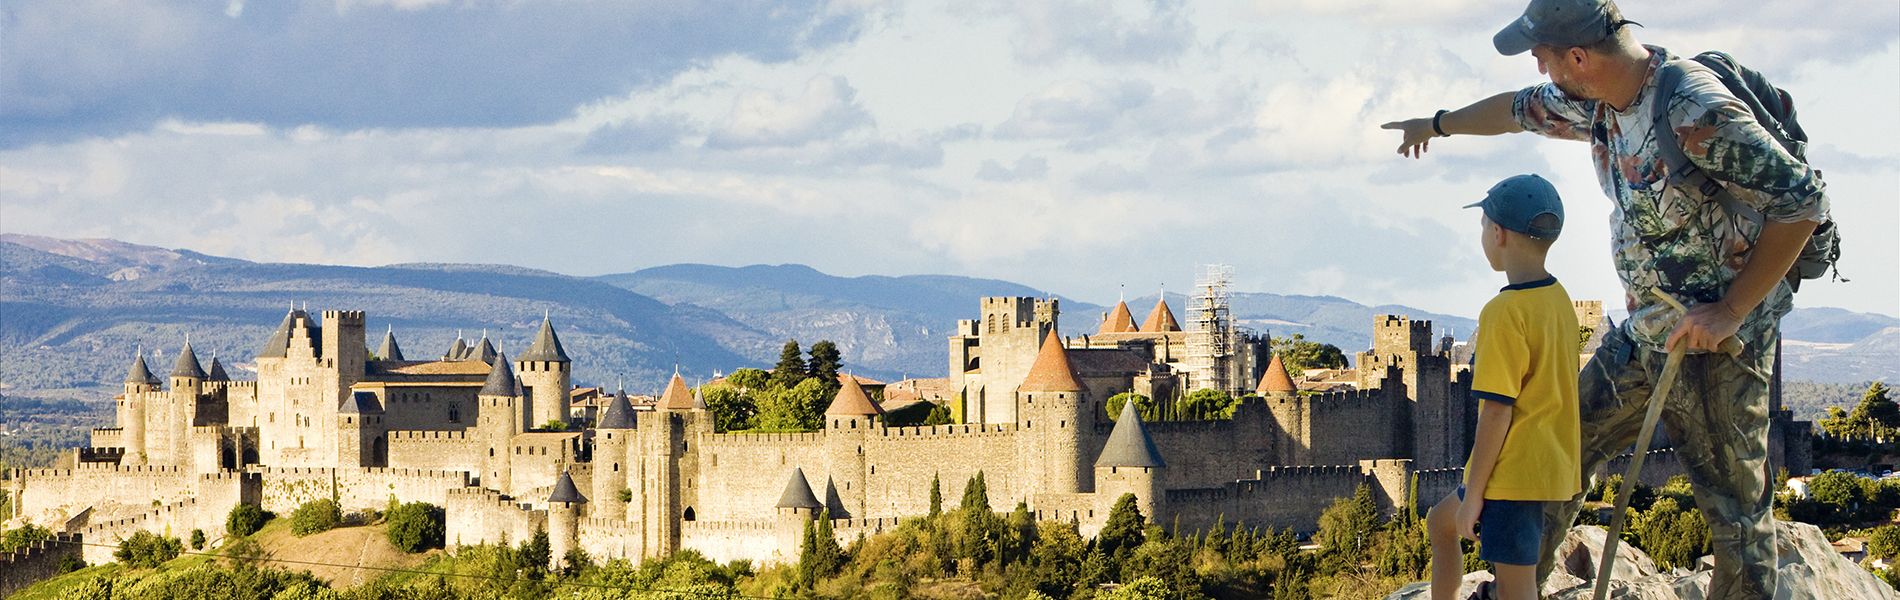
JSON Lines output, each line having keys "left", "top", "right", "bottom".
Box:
{"left": 1099, "top": 493, "right": 1146, "bottom": 565}
{"left": 772, "top": 340, "right": 807, "bottom": 389}
{"left": 807, "top": 341, "right": 843, "bottom": 389}
{"left": 961, "top": 471, "right": 989, "bottom": 511}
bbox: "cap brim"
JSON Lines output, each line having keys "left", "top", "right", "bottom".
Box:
{"left": 1462, "top": 200, "right": 1486, "bottom": 209}
{"left": 1493, "top": 19, "right": 1537, "bottom": 56}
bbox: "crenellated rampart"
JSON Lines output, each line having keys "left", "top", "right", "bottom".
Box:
{"left": 0, "top": 533, "right": 82, "bottom": 597}
{"left": 258, "top": 467, "right": 471, "bottom": 514}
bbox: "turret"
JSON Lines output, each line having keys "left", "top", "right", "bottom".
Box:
{"left": 774, "top": 467, "right": 824, "bottom": 561}
{"left": 170, "top": 338, "right": 206, "bottom": 393}
{"left": 320, "top": 310, "right": 366, "bottom": 383}
{"left": 517, "top": 315, "right": 573, "bottom": 428}
{"left": 656, "top": 371, "right": 695, "bottom": 413}
{"left": 1019, "top": 330, "right": 1091, "bottom": 494}
{"left": 1095, "top": 398, "right": 1166, "bottom": 521}
{"left": 124, "top": 351, "right": 161, "bottom": 395}
{"left": 1259, "top": 353, "right": 1308, "bottom": 464}
{"left": 445, "top": 333, "right": 469, "bottom": 361}
{"left": 823, "top": 376, "right": 883, "bottom": 518}
{"left": 591, "top": 390, "right": 636, "bottom": 522}
{"left": 824, "top": 376, "right": 884, "bottom": 430}
{"left": 547, "top": 471, "right": 587, "bottom": 570}
{"left": 1256, "top": 354, "right": 1297, "bottom": 399}
{"left": 122, "top": 351, "right": 159, "bottom": 465}
{"left": 206, "top": 355, "right": 231, "bottom": 382}
{"left": 470, "top": 334, "right": 498, "bottom": 365}
{"left": 167, "top": 338, "right": 205, "bottom": 466}
{"left": 479, "top": 353, "right": 524, "bottom": 493}
{"left": 377, "top": 325, "right": 405, "bottom": 361}
{"left": 337, "top": 391, "right": 386, "bottom": 467}
{"left": 1099, "top": 299, "right": 1138, "bottom": 334}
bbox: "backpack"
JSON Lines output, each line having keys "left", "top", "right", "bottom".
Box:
{"left": 1650, "top": 50, "right": 1843, "bottom": 291}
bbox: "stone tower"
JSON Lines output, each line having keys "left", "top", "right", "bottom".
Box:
{"left": 121, "top": 352, "right": 160, "bottom": 466}
{"left": 478, "top": 353, "right": 524, "bottom": 493}
{"left": 824, "top": 376, "right": 884, "bottom": 518}
{"left": 640, "top": 372, "right": 698, "bottom": 558}
{"left": 167, "top": 339, "right": 206, "bottom": 467}
{"left": 591, "top": 390, "right": 636, "bottom": 522}
{"left": 1356, "top": 315, "right": 1460, "bottom": 469}
{"left": 1095, "top": 398, "right": 1166, "bottom": 522}
{"left": 774, "top": 467, "right": 824, "bottom": 561}
{"left": 517, "top": 316, "right": 573, "bottom": 429}
{"left": 1257, "top": 353, "right": 1307, "bottom": 465}
{"left": 1019, "top": 330, "right": 1092, "bottom": 495}
{"left": 337, "top": 391, "right": 386, "bottom": 467}
{"left": 947, "top": 296, "right": 1059, "bottom": 425}
{"left": 547, "top": 471, "right": 587, "bottom": 570}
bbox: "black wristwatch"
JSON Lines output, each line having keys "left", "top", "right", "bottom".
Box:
{"left": 1432, "top": 110, "right": 1451, "bottom": 137}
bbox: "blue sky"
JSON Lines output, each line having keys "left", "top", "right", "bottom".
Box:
{"left": 2, "top": 0, "right": 1895, "bottom": 318}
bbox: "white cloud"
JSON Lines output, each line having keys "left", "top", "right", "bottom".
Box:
{"left": 707, "top": 76, "right": 874, "bottom": 149}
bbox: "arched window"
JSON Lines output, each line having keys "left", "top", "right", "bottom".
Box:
{"left": 682, "top": 507, "right": 696, "bottom": 522}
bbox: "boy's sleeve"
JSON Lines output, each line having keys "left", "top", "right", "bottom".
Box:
{"left": 1470, "top": 302, "right": 1528, "bottom": 406}
{"left": 1512, "top": 83, "right": 1596, "bottom": 142}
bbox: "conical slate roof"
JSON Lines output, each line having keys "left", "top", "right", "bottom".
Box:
{"left": 775, "top": 467, "right": 823, "bottom": 509}
{"left": 1142, "top": 298, "right": 1181, "bottom": 332}
{"left": 1099, "top": 301, "right": 1138, "bottom": 334}
{"left": 1256, "top": 354, "right": 1297, "bottom": 395}
{"left": 1018, "top": 331, "right": 1083, "bottom": 393}
{"left": 549, "top": 471, "right": 587, "bottom": 504}
{"left": 340, "top": 390, "right": 383, "bottom": 414}
{"left": 206, "top": 356, "right": 231, "bottom": 381}
{"left": 825, "top": 375, "right": 883, "bottom": 416}
{"left": 471, "top": 335, "right": 498, "bottom": 364}
{"left": 446, "top": 335, "right": 468, "bottom": 361}
{"left": 377, "top": 327, "right": 404, "bottom": 361}
{"left": 125, "top": 353, "right": 160, "bottom": 385}
{"left": 257, "top": 310, "right": 297, "bottom": 359}
{"left": 597, "top": 390, "right": 636, "bottom": 429}
{"left": 480, "top": 352, "right": 521, "bottom": 397}
{"left": 519, "top": 315, "right": 570, "bottom": 363}
{"left": 172, "top": 340, "right": 206, "bottom": 379}
{"left": 658, "top": 372, "right": 696, "bottom": 411}
{"left": 1096, "top": 398, "right": 1166, "bottom": 468}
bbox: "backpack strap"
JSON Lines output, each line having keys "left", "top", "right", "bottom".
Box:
{"left": 1649, "top": 58, "right": 1766, "bottom": 226}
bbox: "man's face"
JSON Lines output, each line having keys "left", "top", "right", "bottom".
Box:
{"left": 1531, "top": 45, "right": 1592, "bottom": 99}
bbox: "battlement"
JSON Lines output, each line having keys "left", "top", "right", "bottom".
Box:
{"left": 0, "top": 532, "right": 80, "bottom": 562}
{"left": 1305, "top": 387, "right": 1391, "bottom": 407}
{"left": 1250, "top": 464, "right": 1364, "bottom": 480}
{"left": 77, "top": 447, "right": 125, "bottom": 463}
{"left": 681, "top": 519, "right": 777, "bottom": 533}
{"left": 1371, "top": 314, "right": 1435, "bottom": 356}
{"left": 449, "top": 486, "right": 537, "bottom": 512}
{"left": 1146, "top": 420, "right": 1236, "bottom": 435}
{"left": 0, "top": 532, "right": 82, "bottom": 596}
{"left": 322, "top": 310, "right": 367, "bottom": 324}
{"left": 19, "top": 464, "right": 183, "bottom": 478}
{"left": 389, "top": 430, "right": 473, "bottom": 441}
{"left": 704, "top": 431, "right": 826, "bottom": 446}
{"left": 875, "top": 423, "right": 1018, "bottom": 439}
{"left": 832, "top": 516, "right": 902, "bottom": 532}
{"left": 198, "top": 470, "right": 261, "bottom": 483}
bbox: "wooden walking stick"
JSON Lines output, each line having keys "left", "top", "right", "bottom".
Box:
{"left": 1591, "top": 289, "right": 1743, "bottom": 600}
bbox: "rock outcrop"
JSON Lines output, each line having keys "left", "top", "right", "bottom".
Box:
{"left": 1387, "top": 521, "right": 1898, "bottom": 599}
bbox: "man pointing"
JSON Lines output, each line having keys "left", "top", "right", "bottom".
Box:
{"left": 1382, "top": 0, "right": 1829, "bottom": 596}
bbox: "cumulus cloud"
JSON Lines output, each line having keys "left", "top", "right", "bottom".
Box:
{"left": 706, "top": 76, "right": 874, "bottom": 149}
{"left": 987, "top": 0, "right": 1195, "bottom": 65}
{"left": 0, "top": 0, "right": 871, "bottom": 147}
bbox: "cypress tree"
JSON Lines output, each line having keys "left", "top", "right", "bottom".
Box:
{"left": 929, "top": 472, "right": 943, "bottom": 517}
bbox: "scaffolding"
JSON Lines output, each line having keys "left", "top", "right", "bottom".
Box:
{"left": 1185, "top": 264, "right": 1235, "bottom": 393}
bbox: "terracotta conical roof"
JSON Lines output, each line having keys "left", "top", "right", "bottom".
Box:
{"left": 1142, "top": 298, "right": 1181, "bottom": 332}
{"left": 1099, "top": 301, "right": 1138, "bottom": 334}
{"left": 658, "top": 372, "right": 695, "bottom": 410}
{"left": 171, "top": 340, "right": 206, "bottom": 379}
{"left": 126, "top": 353, "right": 160, "bottom": 385}
{"left": 1019, "top": 331, "right": 1083, "bottom": 393}
{"left": 1256, "top": 354, "right": 1297, "bottom": 395}
{"left": 597, "top": 390, "right": 635, "bottom": 429}
{"left": 1096, "top": 398, "right": 1166, "bottom": 468}
{"left": 549, "top": 471, "right": 587, "bottom": 504}
{"left": 257, "top": 309, "right": 297, "bottom": 359}
{"left": 776, "top": 467, "right": 823, "bottom": 509}
{"left": 825, "top": 375, "right": 883, "bottom": 416}
{"left": 480, "top": 352, "right": 521, "bottom": 397}
{"left": 206, "top": 356, "right": 231, "bottom": 381}
{"left": 519, "top": 315, "right": 570, "bottom": 363}
{"left": 377, "top": 327, "right": 404, "bottom": 361}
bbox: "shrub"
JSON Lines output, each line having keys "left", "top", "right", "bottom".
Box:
{"left": 227, "top": 503, "right": 269, "bottom": 537}
{"left": 291, "top": 498, "right": 342, "bottom": 536}
{"left": 0, "top": 523, "right": 52, "bottom": 553}
{"left": 190, "top": 528, "right": 206, "bottom": 550}
{"left": 386, "top": 501, "right": 446, "bottom": 553}
{"left": 115, "top": 530, "right": 183, "bottom": 567}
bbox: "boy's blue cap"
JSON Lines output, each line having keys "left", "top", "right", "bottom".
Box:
{"left": 1466, "top": 174, "right": 1564, "bottom": 239}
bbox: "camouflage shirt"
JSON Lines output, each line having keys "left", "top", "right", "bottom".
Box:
{"left": 1512, "top": 45, "right": 1829, "bottom": 350}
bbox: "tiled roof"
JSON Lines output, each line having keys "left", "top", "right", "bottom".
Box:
{"left": 1019, "top": 331, "right": 1083, "bottom": 393}
{"left": 1142, "top": 298, "right": 1181, "bottom": 332}
{"left": 1256, "top": 354, "right": 1297, "bottom": 395}
{"left": 1099, "top": 301, "right": 1138, "bottom": 334}
{"left": 825, "top": 375, "right": 883, "bottom": 416}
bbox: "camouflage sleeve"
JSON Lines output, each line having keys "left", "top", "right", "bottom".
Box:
{"left": 1511, "top": 83, "right": 1595, "bottom": 142}
{"left": 1667, "top": 80, "right": 1829, "bottom": 223}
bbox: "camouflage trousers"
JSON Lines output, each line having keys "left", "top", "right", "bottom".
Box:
{"left": 1535, "top": 321, "right": 1778, "bottom": 598}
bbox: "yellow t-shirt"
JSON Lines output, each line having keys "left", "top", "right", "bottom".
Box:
{"left": 1463, "top": 277, "right": 1582, "bottom": 501}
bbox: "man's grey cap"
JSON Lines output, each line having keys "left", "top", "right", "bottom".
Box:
{"left": 1494, "top": 0, "right": 1615, "bottom": 56}
{"left": 1465, "top": 174, "right": 1565, "bottom": 240}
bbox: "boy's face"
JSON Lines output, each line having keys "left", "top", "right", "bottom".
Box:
{"left": 1480, "top": 215, "right": 1505, "bottom": 272}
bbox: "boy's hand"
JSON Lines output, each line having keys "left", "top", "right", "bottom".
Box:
{"left": 1456, "top": 496, "right": 1483, "bottom": 542}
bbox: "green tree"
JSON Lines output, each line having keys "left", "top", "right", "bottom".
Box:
{"left": 1870, "top": 525, "right": 1900, "bottom": 561}
{"left": 1106, "top": 392, "right": 1156, "bottom": 421}
{"left": 700, "top": 383, "right": 758, "bottom": 432}
{"left": 961, "top": 471, "right": 990, "bottom": 512}
{"left": 727, "top": 368, "right": 770, "bottom": 391}
{"left": 227, "top": 503, "right": 269, "bottom": 537}
{"left": 1271, "top": 334, "right": 1348, "bottom": 377}
{"left": 290, "top": 498, "right": 341, "bottom": 536}
{"left": 115, "top": 530, "right": 183, "bottom": 567}
{"left": 923, "top": 403, "right": 955, "bottom": 425}
{"left": 1809, "top": 471, "right": 1867, "bottom": 524}
{"left": 798, "top": 509, "right": 844, "bottom": 587}
{"left": 190, "top": 528, "right": 206, "bottom": 550}
{"left": 807, "top": 341, "right": 843, "bottom": 389}
{"left": 1099, "top": 494, "right": 1147, "bottom": 565}
{"left": 1180, "top": 388, "right": 1237, "bottom": 419}
{"left": 772, "top": 340, "right": 808, "bottom": 389}
{"left": 929, "top": 473, "right": 943, "bottom": 517}
{"left": 1102, "top": 575, "right": 1172, "bottom": 599}
{"left": 1314, "top": 485, "right": 1380, "bottom": 567}
{"left": 521, "top": 527, "right": 551, "bottom": 573}
{"left": 0, "top": 523, "right": 51, "bottom": 553}
{"left": 386, "top": 501, "right": 446, "bottom": 553}
{"left": 755, "top": 377, "right": 829, "bottom": 431}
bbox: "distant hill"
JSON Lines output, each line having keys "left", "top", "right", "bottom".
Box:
{"left": 0, "top": 235, "right": 766, "bottom": 396}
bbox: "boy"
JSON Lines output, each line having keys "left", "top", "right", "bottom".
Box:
{"left": 1427, "top": 174, "right": 1582, "bottom": 599}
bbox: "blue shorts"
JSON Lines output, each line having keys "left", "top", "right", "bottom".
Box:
{"left": 1455, "top": 486, "right": 1547, "bottom": 566}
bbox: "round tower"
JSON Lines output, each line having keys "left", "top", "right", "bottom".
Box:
{"left": 168, "top": 338, "right": 206, "bottom": 466}
{"left": 823, "top": 376, "right": 883, "bottom": 518}
{"left": 590, "top": 390, "right": 636, "bottom": 521}
{"left": 478, "top": 353, "right": 524, "bottom": 493}
{"left": 1095, "top": 398, "right": 1167, "bottom": 521}
{"left": 547, "top": 471, "right": 587, "bottom": 570}
{"left": 122, "top": 351, "right": 161, "bottom": 465}
{"left": 1256, "top": 353, "right": 1307, "bottom": 465}
{"left": 1018, "top": 331, "right": 1091, "bottom": 494}
{"left": 774, "top": 467, "right": 824, "bottom": 562}
{"left": 516, "top": 315, "right": 573, "bottom": 429}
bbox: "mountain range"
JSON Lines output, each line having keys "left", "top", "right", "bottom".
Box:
{"left": 2, "top": 234, "right": 1892, "bottom": 402}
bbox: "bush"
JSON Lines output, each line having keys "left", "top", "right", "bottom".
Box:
{"left": 386, "top": 501, "right": 446, "bottom": 553}
{"left": 227, "top": 503, "right": 269, "bottom": 537}
{"left": 190, "top": 529, "right": 206, "bottom": 550}
{"left": 290, "top": 498, "right": 342, "bottom": 536}
{"left": 1, "top": 523, "right": 52, "bottom": 553}
{"left": 115, "top": 530, "right": 183, "bottom": 567}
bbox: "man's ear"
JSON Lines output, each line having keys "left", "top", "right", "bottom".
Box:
{"left": 1566, "top": 46, "right": 1590, "bottom": 68}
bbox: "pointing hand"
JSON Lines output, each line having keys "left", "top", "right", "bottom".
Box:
{"left": 1381, "top": 118, "right": 1438, "bottom": 159}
